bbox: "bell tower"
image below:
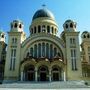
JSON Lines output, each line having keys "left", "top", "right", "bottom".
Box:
{"left": 63, "top": 20, "right": 82, "bottom": 80}
{"left": 4, "top": 20, "right": 26, "bottom": 82}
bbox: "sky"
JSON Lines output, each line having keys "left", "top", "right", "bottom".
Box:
{"left": 0, "top": 0, "right": 90, "bottom": 43}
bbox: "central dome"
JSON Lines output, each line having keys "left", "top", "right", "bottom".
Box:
{"left": 32, "top": 9, "right": 55, "bottom": 21}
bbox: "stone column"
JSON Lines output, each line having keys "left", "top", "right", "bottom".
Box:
{"left": 45, "top": 43, "right": 46, "bottom": 57}
{"left": 35, "top": 67, "right": 38, "bottom": 82}
{"left": 63, "top": 71, "right": 66, "bottom": 81}
{"left": 21, "top": 71, "right": 23, "bottom": 81}
{"left": 37, "top": 45, "right": 38, "bottom": 58}
{"left": 23, "top": 72, "right": 25, "bottom": 81}
{"left": 49, "top": 69, "right": 51, "bottom": 82}
{"left": 41, "top": 43, "right": 42, "bottom": 57}
{"left": 49, "top": 44, "right": 50, "bottom": 58}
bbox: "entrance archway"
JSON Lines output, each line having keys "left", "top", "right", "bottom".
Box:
{"left": 40, "top": 72, "right": 46, "bottom": 81}
{"left": 24, "top": 65, "right": 35, "bottom": 81}
{"left": 38, "top": 65, "right": 49, "bottom": 81}
{"left": 52, "top": 65, "right": 62, "bottom": 81}
{"left": 53, "top": 72, "right": 59, "bottom": 81}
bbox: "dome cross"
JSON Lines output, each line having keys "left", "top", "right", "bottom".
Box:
{"left": 42, "top": 4, "right": 46, "bottom": 8}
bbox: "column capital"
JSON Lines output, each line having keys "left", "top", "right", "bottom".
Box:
{"left": 35, "top": 67, "right": 38, "bottom": 71}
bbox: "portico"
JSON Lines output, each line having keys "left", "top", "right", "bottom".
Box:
{"left": 20, "top": 57, "right": 66, "bottom": 82}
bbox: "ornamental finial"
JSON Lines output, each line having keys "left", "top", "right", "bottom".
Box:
{"left": 42, "top": 4, "right": 46, "bottom": 8}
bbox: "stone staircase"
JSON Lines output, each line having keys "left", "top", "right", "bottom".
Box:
{"left": 0, "top": 81, "right": 89, "bottom": 89}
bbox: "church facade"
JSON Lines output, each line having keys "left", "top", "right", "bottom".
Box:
{"left": 0, "top": 8, "right": 90, "bottom": 82}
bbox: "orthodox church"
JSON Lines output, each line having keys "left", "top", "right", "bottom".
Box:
{"left": 0, "top": 7, "right": 90, "bottom": 83}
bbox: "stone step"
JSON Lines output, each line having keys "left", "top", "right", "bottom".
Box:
{"left": 0, "top": 81, "right": 89, "bottom": 89}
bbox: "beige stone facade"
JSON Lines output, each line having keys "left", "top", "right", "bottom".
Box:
{"left": 1, "top": 8, "right": 89, "bottom": 83}
{"left": 81, "top": 31, "right": 90, "bottom": 80}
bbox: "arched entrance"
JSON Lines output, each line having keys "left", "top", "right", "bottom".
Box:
{"left": 52, "top": 65, "right": 62, "bottom": 81}
{"left": 24, "top": 65, "right": 35, "bottom": 81}
{"left": 38, "top": 65, "right": 49, "bottom": 81}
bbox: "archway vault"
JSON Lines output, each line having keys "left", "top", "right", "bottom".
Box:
{"left": 20, "top": 58, "right": 66, "bottom": 81}
{"left": 21, "top": 34, "right": 65, "bottom": 62}
{"left": 20, "top": 58, "right": 66, "bottom": 72}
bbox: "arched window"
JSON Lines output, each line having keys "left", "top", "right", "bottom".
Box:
{"left": 42, "top": 43, "right": 45, "bottom": 57}
{"left": 71, "top": 49, "right": 77, "bottom": 70}
{"left": 53, "top": 68, "right": 59, "bottom": 71}
{"left": 52, "top": 66, "right": 61, "bottom": 81}
{"left": 83, "top": 35, "right": 86, "bottom": 38}
{"left": 40, "top": 67, "right": 46, "bottom": 71}
{"left": 73, "top": 38, "right": 75, "bottom": 44}
{"left": 52, "top": 65, "right": 61, "bottom": 71}
{"left": 25, "top": 65, "right": 35, "bottom": 71}
{"left": 54, "top": 48, "right": 57, "bottom": 56}
{"left": 46, "top": 43, "right": 49, "bottom": 58}
{"left": 42, "top": 25, "right": 46, "bottom": 32}
{"left": 70, "top": 38, "right": 72, "bottom": 44}
{"left": 39, "top": 66, "right": 48, "bottom": 72}
{"left": 29, "top": 67, "right": 34, "bottom": 71}
{"left": 19, "top": 24, "right": 22, "bottom": 28}
{"left": 50, "top": 44, "right": 53, "bottom": 59}
{"left": 70, "top": 23, "right": 73, "bottom": 28}
{"left": 15, "top": 38, "right": 17, "bottom": 43}
{"left": 34, "top": 44, "right": 37, "bottom": 58}
{"left": 14, "top": 23, "right": 17, "bottom": 28}
{"left": 12, "top": 38, "right": 14, "bottom": 43}
{"left": 75, "top": 24, "right": 76, "bottom": 28}
{"left": 42, "top": 25, "right": 45, "bottom": 28}
{"left": 70, "top": 38, "right": 75, "bottom": 44}
{"left": 38, "top": 43, "right": 41, "bottom": 57}
{"left": 34, "top": 26, "right": 36, "bottom": 33}
{"left": 87, "top": 34, "right": 90, "bottom": 38}
{"left": 66, "top": 24, "right": 68, "bottom": 28}
{"left": 38, "top": 25, "right": 41, "bottom": 33}
{"left": 52, "top": 27, "right": 54, "bottom": 34}
{"left": 26, "top": 65, "right": 35, "bottom": 72}
{"left": 10, "top": 48, "right": 16, "bottom": 70}
{"left": 47, "top": 26, "right": 50, "bottom": 33}
{"left": 55, "top": 28, "right": 57, "bottom": 34}
{"left": 2, "top": 35, "right": 4, "bottom": 38}
{"left": 30, "top": 47, "right": 33, "bottom": 57}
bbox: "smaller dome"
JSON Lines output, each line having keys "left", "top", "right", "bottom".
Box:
{"left": 64, "top": 19, "right": 76, "bottom": 24}
{"left": 65, "top": 19, "right": 73, "bottom": 23}
{"left": 63, "top": 19, "right": 77, "bottom": 32}
{"left": 32, "top": 9, "right": 55, "bottom": 21}
{"left": 12, "top": 19, "right": 23, "bottom": 24}
{"left": 81, "top": 31, "right": 90, "bottom": 39}
{"left": 81, "top": 31, "right": 89, "bottom": 38}
{"left": 82, "top": 31, "right": 88, "bottom": 34}
{"left": 10, "top": 19, "right": 24, "bottom": 32}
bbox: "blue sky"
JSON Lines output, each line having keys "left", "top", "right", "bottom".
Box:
{"left": 0, "top": 0, "right": 90, "bottom": 43}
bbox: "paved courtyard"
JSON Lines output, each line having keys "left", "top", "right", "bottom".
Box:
{"left": 0, "top": 88, "right": 90, "bottom": 90}
{"left": 0, "top": 81, "right": 90, "bottom": 89}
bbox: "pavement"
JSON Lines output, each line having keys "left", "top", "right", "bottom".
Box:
{"left": 0, "top": 81, "right": 90, "bottom": 89}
